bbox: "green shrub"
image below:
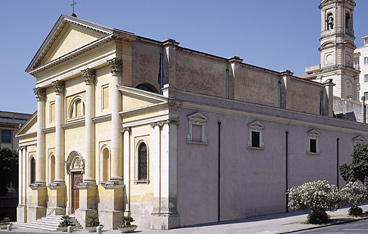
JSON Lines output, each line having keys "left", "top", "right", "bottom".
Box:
{"left": 349, "top": 207, "right": 363, "bottom": 216}
{"left": 122, "top": 216, "right": 134, "bottom": 226}
{"left": 59, "top": 215, "right": 74, "bottom": 227}
{"left": 87, "top": 214, "right": 100, "bottom": 227}
{"left": 1, "top": 217, "right": 11, "bottom": 224}
{"left": 288, "top": 180, "right": 343, "bottom": 224}
{"left": 340, "top": 181, "right": 367, "bottom": 216}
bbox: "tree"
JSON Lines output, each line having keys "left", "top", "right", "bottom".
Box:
{"left": 0, "top": 148, "right": 18, "bottom": 196}
{"left": 340, "top": 143, "right": 368, "bottom": 183}
{"left": 288, "top": 180, "right": 343, "bottom": 224}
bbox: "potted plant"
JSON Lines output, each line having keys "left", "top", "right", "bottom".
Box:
{"left": 118, "top": 216, "right": 138, "bottom": 233}
{"left": 0, "top": 217, "right": 12, "bottom": 229}
{"left": 57, "top": 215, "right": 75, "bottom": 232}
{"left": 86, "top": 214, "right": 103, "bottom": 232}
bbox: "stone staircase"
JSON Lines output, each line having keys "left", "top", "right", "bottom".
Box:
{"left": 21, "top": 215, "right": 82, "bottom": 231}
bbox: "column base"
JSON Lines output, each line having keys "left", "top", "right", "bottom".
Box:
{"left": 27, "top": 206, "right": 46, "bottom": 223}
{"left": 151, "top": 212, "right": 180, "bottom": 230}
{"left": 47, "top": 183, "right": 66, "bottom": 215}
{"left": 17, "top": 205, "right": 27, "bottom": 223}
{"left": 99, "top": 210, "right": 124, "bottom": 230}
{"left": 75, "top": 208, "right": 97, "bottom": 229}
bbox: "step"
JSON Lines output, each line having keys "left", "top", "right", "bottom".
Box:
{"left": 20, "top": 215, "right": 82, "bottom": 231}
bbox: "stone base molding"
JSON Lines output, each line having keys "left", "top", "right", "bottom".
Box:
{"left": 27, "top": 206, "right": 46, "bottom": 223}
{"left": 17, "top": 205, "right": 27, "bottom": 223}
{"left": 150, "top": 212, "right": 180, "bottom": 230}
{"left": 100, "top": 182, "right": 124, "bottom": 229}
{"left": 99, "top": 210, "right": 124, "bottom": 230}
{"left": 75, "top": 208, "right": 97, "bottom": 229}
{"left": 47, "top": 183, "right": 66, "bottom": 215}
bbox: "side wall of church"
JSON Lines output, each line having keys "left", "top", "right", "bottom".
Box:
{"left": 175, "top": 90, "right": 368, "bottom": 226}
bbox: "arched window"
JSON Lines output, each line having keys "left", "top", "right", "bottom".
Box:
{"left": 138, "top": 142, "right": 148, "bottom": 181}
{"left": 30, "top": 157, "right": 35, "bottom": 184}
{"left": 100, "top": 147, "right": 110, "bottom": 182}
{"left": 346, "top": 13, "right": 350, "bottom": 29}
{"left": 136, "top": 83, "right": 159, "bottom": 93}
{"left": 327, "top": 13, "right": 334, "bottom": 30}
{"left": 49, "top": 154, "right": 55, "bottom": 184}
{"left": 68, "top": 96, "right": 85, "bottom": 119}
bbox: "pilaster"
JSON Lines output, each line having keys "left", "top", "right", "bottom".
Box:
{"left": 108, "top": 58, "right": 123, "bottom": 183}
{"left": 280, "top": 70, "right": 293, "bottom": 109}
{"left": 163, "top": 39, "right": 179, "bottom": 88}
{"left": 228, "top": 56, "right": 243, "bottom": 99}
{"left": 122, "top": 127, "right": 131, "bottom": 214}
{"left": 324, "top": 79, "right": 335, "bottom": 117}
{"left": 150, "top": 120, "right": 180, "bottom": 230}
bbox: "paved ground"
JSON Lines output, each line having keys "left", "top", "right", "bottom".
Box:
{"left": 2, "top": 203, "right": 368, "bottom": 234}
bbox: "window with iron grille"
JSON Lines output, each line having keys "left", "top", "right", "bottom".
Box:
{"left": 138, "top": 142, "right": 147, "bottom": 181}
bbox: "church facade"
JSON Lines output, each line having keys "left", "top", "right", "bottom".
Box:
{"left": 17, "top": 1, "right": 368, "bottom": 230}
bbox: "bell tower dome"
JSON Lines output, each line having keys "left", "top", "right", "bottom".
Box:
{"left": 317, "top": 0, "right": 359, "bottom": 100}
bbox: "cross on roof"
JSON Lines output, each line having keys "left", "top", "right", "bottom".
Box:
{"left": 71, "top": 0, "right": 77, "bottom": 15}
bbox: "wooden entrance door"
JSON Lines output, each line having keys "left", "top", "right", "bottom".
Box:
{"left": 72, "top": 172, "right": 83, "bottom": 213}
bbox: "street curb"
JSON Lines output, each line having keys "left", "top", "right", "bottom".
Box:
{"left": 280, "top": 216, "right": 368, "bottom": 233}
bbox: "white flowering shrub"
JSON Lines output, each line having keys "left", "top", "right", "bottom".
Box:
{"left": 340, "top": 181, "right": 367, "bottom": 216}
{"left": 288, "top": 180, "right": 343, "bottom": 224}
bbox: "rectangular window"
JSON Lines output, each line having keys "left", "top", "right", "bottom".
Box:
{"left": 251, "top": 131, "right": 260, "bottom": 147}
{"left": 1, "top": 130, "right": 11, "bottom": 143}
{"left": 354, "top": 60, "right": 359, "bottom": 70}
{"left": 364, "top": 56, "right": 368, "bottom": 65}
{"left": 364, "top": 74, "right": 368, "bottom": 83}
{"left": 310, "top": 139, "right": 317, "bottom": 153}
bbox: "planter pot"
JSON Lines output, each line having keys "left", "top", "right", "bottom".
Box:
{"left": 86, "top": 226, "right": 103, "bottom": 232}
{"left": 118, "top": 225, "right": 138, "bottom": 233}
{"left": 0, "top": 223, "right": 12, "bottom": 230}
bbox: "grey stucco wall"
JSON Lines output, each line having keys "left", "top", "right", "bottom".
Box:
{"left": 333, "top": 96, "right": 368, "bottom": 123}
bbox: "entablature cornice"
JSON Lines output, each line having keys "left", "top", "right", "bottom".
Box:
{"left": 16, "top": 131, "right": 37, "bottom": 140}
{"left": 93, "top": 114, "right": 112, "bottom": 123}
{"left": 43, "top": 127, "right": 56, "bottom": 134}
{"left": 35, "top": 51, "right": 116, "bottom": 88}
{"left": 62, "top": 120, "right": 85, "bottom": 130}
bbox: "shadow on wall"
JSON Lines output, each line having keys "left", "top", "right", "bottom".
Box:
{"left": 335, "top": 112, "right": 357, "bottom": 122}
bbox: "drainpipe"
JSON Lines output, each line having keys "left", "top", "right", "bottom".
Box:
{"left": 285, "top": 131, "right": 289, "bottom": 212}
{"left": 159, "top": 53, "right": 164, "bottom": 94}
{"left": 337, "top": 138, "right": 340, "bottom": 188}
{"left": 218, "top": 121, "right": 221, "bottom": 222}
{"left": 226, "top": 69, "right": 229, "bottom": 98}
{"left": 362, "top": 96, "right": 366, "bottom": 124}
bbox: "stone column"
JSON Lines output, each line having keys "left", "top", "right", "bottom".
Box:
{"left": 48, "top": 80, "right": 66, "bottom": 215}
{"left": 34, "top": 87, "right": 46, "bottom": 185}
{"left": 17, "top": 147, "right": 27, "bottom": 222}
{"left": 18, "top": 147, "right": 23, "bottom": 205}
{"left": 82, "top": 68, "right": 96, "bottom": 184}
{"left": 122, "top": 127, "right": 131, "bottom": 214}
{"left": 22, "top": 147, "right": 27, "bottom": 205}
{"left": 151, "top": 119, "right": 180, "bottom": 230}
{"left": 52, "top": 80, "right": 65, "bottom": 184}
{"left": 107, "top": 58, "right": 123, "bottom": 182}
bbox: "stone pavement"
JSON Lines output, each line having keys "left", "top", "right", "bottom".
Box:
{"left": 2, "top": 204, "right": 368, "bottom": 234}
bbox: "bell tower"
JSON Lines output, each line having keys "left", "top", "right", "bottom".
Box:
{"left": 317, "top": 0, "right": 359, "bottom": 100}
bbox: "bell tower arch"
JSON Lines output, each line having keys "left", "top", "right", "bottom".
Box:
{"left": 317, "top": 0, "right": 359, "bottom": 100}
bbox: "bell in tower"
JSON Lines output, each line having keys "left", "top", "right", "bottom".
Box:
{"left": 316, "top": 0, "right": 359, "bottom": 100}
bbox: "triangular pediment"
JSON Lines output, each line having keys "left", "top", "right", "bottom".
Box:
{"left": 307, "top": 129, "right": 320, "bottom": 137}
{"left": 353, "top": 135, "right": 365, "bottom": 144}
{"left": 188, "top": 112, "right": 208, "bottom": 122}
{"left": 248, "top": 120, "right": 264, "bottom": 129}
{"left": 119, "top": 85, "right": 167, "bottom": 112}
{"left": 26, "top": 14, "right": 113, "bottom": 73}
{"left": 15, "top": 111, "right": 37, "bottom": 138}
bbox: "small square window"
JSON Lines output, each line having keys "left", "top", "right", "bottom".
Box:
{"left": 364, "top": 56, "right": 368, "bottom": 65}
{"left": 364, "top": 74, "right": 368, "bottom": 83}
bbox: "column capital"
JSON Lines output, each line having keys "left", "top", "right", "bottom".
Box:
{"left": 17, "top": 146, "right": 26, "bottom": 151}
{"left": 121, "top": 127, "right": 131, "bottom": 133}
{"left": 107, "top": 58, "right": 122, "bottom": 76}
{"left": 34, "top": 87, "right": 46, "bottom": 101}
{"left": 52, "top": 80, "right": 65, "bottom": 94}
{"left": 81, "top": 68, "right": 96, "bottom": 85}
{"left": 160, "top": 119, "right": 180, "bottom": 126}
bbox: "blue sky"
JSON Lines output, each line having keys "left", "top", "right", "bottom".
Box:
{"left": 1, "top": 0, "right": 367, "bottom": 114}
